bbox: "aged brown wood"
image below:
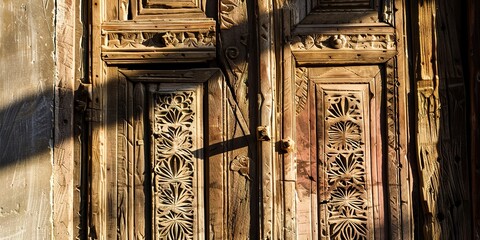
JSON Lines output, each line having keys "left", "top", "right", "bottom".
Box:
{"left": 257, "top": 0, "right": 277, "bottom": 239}
{"left": 411, "top": 0, "right": 471, "bottom": 238}
{"left": 54, "top": 0, "right": 87, "bottom": 238}
{"left": 85, "top": 0, "right": 414, "bottom": 239}
{"left": 281, "top": 0, "right": 411, "bottom": 239}
{"left": 468, "top": 0, "right": 480, "bottom": 237}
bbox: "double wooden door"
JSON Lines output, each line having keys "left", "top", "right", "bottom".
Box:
{"left": 87, "top": 0, "right": 410, "bottom": 239}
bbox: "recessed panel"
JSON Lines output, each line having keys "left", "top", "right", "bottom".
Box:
{"left": 316, "top": 84, "right": 373, "bottom": 239}
{"left": 149, "top": 84, "right": 204, "bottom": 240}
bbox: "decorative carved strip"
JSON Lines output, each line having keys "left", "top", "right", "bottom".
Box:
{"left": 291, "top": 34, "right": 395, "bottom": 51}
{"left": 295, "top": 67, "right": 308, "bottom": 115}
{"left": 104, "top": 31, "right": 216, "bottom": 49}
{"left": 385, "top": 59, "right": 401, "bottom": 239}
{"left": 152, "top": 91, "right": 198, "bottom": 240}
{"left": 317, "top": 86, "right": 373, "bottom": 240}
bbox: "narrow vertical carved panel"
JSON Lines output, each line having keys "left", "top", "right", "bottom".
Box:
{"left": 150, "top": 87, "right": 203, "bottom": 240}
{"left": 317, "top": 84, "right": 373, "bottom": 240}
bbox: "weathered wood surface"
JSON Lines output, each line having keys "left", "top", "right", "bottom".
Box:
{"left": 282, "top": 0, "right": 411, "bottom": 239}
{"left": 468, "top": 0, "right": 480, "bottom": 238}
{"left": 0, "top": 0, "right": 54, "bottom": 239}
{"left": 257, "top": 0, "right": 277, "bottom": 239}
{"left": 54, "top": 0, "right": 87, "bottom": 238}
{"left": 411, "top": 0, "right": 470, "bottom": 238}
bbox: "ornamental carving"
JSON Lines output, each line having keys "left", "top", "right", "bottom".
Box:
{"left": 295, "top": 68, "right": 309, "bottom": 115}
{"left": 152, "top": 91, "right": 196, "bottom": 240}
{"left": 320, "top": 90, "right": 372, "bottom": 240}
{"left": 105, "top": 31, "right": 215, "bottom": 49}
{"left": 290, "top": 34, "right": 395, "bottom": 51}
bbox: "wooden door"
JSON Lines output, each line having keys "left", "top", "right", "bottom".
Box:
{"left": 86, "top": 0, "right": 411, "bottom": 239}
{"left": 88, "top": 0, "right": 257, "bottom": 239}
{"left": 279, "top": 0, "right": 411, "bottom": 239}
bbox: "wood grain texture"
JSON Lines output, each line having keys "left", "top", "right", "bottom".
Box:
{"left": 133, "top": 83, "right": 146, "bottom": 239}
{"left": 54, "top": 0, "right": 83, "bottom": 238}
{"left": 257, "top": 0, "right": 277, "bottom": 238}
{"left": 411, "top": 0, "right": 470, "bottom": 238}
{"left": 0, "top": 0, "right": 55, "bottom": 239}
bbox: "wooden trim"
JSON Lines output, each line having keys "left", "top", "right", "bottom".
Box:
{"left": 257, "top": 0, "right": 277, "bottom": 239}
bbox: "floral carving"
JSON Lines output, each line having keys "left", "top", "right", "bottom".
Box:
{"left": 105, "top": 31, "right": 215, "bottom": 49}
{"left": 320, "top": 90, "right": 371, "bottom": 239}
{"left": 327, "top": 121, "right": 362, "bottom": 151}
{"left": 290, "top": 34, "right": 395, "bottom": 51}
{"left": 220, "top": 0, "right": 238, "bottom": 29}
{"left": 153, "top": 91, "right": 197, "bottom": 240}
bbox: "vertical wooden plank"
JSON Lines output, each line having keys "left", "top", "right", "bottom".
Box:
{"left": 127, "top": 80, "right": 135, "bottom": 240}
{"left": 280, "top": 2, "right": 296, "bottom": 237}
{"left": 468, "top": 0, "right": 480, "bottom": 237}
{"left": 218, "top": 1, "right": 256, "bottom": 236}
{"left": 207, "top": 73, "right": 227, "bottom": 240}
{"left": 295, "top": 68, "right": 315, "bottom": 240}
{"left": 133, "top": 83, "right": 146, "bottom": 239}
{"left": 107, "top": 67, "right": 119, "bottom": 240}
{"left": 436, "top": 0, "right": 470, "bottom": 239}
{"left": 117, "top": 72, "right": 128, "bottom": 239}
{"left": 372, "top": 71, "right": 385, "bottom": 240}
{"left": 257, "top": 0, "right": 276, "bottom": 238}
{"left": 411, "top": 0, "right": 441, "bottom": 239}
{"left": 90, "top": 0, "right": 105, "bottom": 237}
{"left": 394, "top": 0, "right": 412, "bottom": 238}
{"left": 54, "top": 0, "right": 80, "bottom": 238}
{"left": 411, "top": 0, "right": 470, "bottom": 238}
{"left": 385, "top": 59, "right": 403, "bottom": 240}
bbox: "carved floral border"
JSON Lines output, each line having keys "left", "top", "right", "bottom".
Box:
{"left": 103, "top": 31, "right": 216, "bottom": 49}
{"left": 290, "top": 34, "right": 395, "bottom": 51}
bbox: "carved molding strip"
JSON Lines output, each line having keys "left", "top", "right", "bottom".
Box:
{"left": 295, "top": 67, "right": 308, "bottom": 115}
{"left": 385, "top": 59, "right": 402, "bottom": 239}
{"left": 104, "top": 31, "right": 216, "bottom": 49}
{"left": 152, "top": 91, "right": 198, "bottom": 240}
{"left": 290, "top": 34, "right": 395, "bottom": 51}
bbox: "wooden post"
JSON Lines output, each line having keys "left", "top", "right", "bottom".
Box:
{"left": 412, "top": 0, "right": 470, "bottom": 238}
{"left": 257, "top": 0, "right": 277, "bottom": 239}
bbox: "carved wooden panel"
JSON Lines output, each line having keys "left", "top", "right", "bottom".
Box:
{"left": 290, "top": 30, "right": 397, "bottom": 65}
{"left": 149, "top": 86, "right": 204, "bottom": 240}
{"left": 317, "top": 84, "right": 373, "bottom": 240}
{"left": 99, "top": 0, "right": 216, "bottom": 63}
{"left": 295, "top": 66, "right": 385, "bottom": 240}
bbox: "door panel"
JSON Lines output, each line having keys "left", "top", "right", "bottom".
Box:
{"left": 295, "top": 66, "right": 384, "bottom": 240}
{"left": 93, "top": 68, "right": 254, "bottom": 239}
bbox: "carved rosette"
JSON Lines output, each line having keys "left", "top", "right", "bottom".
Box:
{"left": 152, "top": 91, "right": 196, "bottom": 240}
{"left": 321, "top": 91, "right": 371, "bottom": 240}
{"left": 290, "top": 34, "right": 395, "bottom": 51}
{"left": 104, "top": 31, "right": 216, "bottom": 49}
